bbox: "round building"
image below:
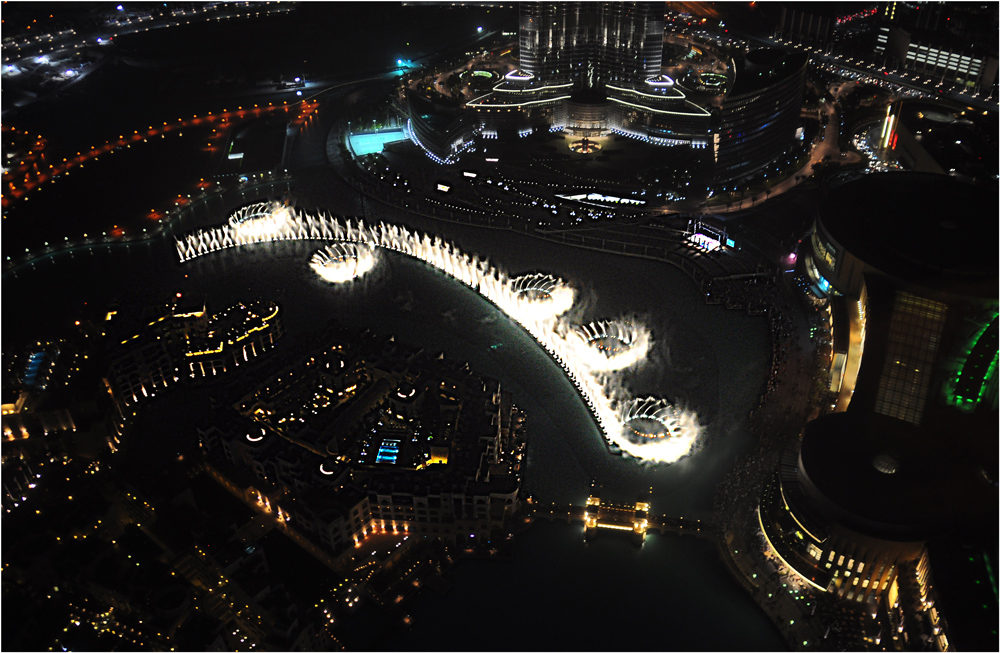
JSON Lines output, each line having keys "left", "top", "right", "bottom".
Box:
{"left": 758, "top": 411, "right": 994, "bottom": 607}
{"left": 803, "top": 173, "right": 998, "bottom": 416}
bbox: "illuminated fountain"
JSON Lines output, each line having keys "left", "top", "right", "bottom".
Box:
{"left": 618, "top": 397, "right": 700, "bottom": 461}
{"left": 568, "top": 319, "right": 651, "bottom": 372}
{"left": 510, "top": 273, "right": 576, "bottom": 321}
{"left": 310, "top": 242, "right": 377, "bottom": 283}
{"left": 230, "top": 200, "right": 294, "bottom": 242}
{"left": 175, "top": 203, "right": 702, "bottom": 463}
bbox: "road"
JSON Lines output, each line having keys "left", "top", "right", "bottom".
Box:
{"left": 731, "top": 29, "right": 997, "bottom": 112}
{"left": 2, "top": 4, "right": 293, "bottom": 64}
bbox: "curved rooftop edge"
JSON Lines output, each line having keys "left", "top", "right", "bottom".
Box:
{"left": 795, "top": 410, "right": 995, "bottom": 542}
{"left": 726, "top": 48, "right": 808, "bottom": 97}
{"left": 817, "top": 172, "right": 998, "bottom": 299}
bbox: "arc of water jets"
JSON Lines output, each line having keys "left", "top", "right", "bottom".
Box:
{"left": 310, "top": 242, "right": 378, "bottom": 283}
{"left": 175, "top": 202, "right": 702, "bottom": 463}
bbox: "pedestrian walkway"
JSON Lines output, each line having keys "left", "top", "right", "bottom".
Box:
{"left": 703, "top": 101, "right": 861, "bottom": 215}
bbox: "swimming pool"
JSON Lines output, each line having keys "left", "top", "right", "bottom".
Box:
{"left": 348, "top": 130, "right": 409, "bottom": 156}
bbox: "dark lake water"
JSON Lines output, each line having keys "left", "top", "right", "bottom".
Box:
{"left": 389, "top": 520, "right": 783, "bottom": 652}
{"left": 3, "top": 5, "right": 784, "bottom": 648}
{"left": 3, "top": 193, "right": 783, "bottom": 649}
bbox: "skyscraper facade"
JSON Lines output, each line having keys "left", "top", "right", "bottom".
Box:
{"left": 803, "top": 173, "right": 997, "bottom": 419}
{"left": 519, "top": 2, "right": 664, "bottom": 87}
{"left": 468, "top": 1, "right": 711, "bottom": 148}
{"left": 747, "top": 172, "right": 997, "bottom": 649}
{"left": 714, "top": 49, "right": 807, "bottom": 183}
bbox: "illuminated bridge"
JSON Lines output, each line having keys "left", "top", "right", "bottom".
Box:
{"left": 528, "top": 484, "right": 715, "bottom": 545}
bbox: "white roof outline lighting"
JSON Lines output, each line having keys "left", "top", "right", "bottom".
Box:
{"left": 556, "top": 192, "right": 645, "bottom": 206}
{"left": 607, "top": 82, "right": 687, "bottom": 101}
{"left": 644, "top": 74, "right": 676, "bottom": 87}
{"left": 504, "top": 69, "right": 535, "bottom": 80}
{"left": 467, "top": 95, "right": 572, "bottom": 109}
{"left": 492, "top": 81, "right": 573, "bottom": 93}
{"left": 608, "top": 96, "right": 712, "bottom": 117}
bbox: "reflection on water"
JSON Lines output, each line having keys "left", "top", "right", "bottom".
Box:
{"left": 2, "top": 214, "right": 780, "bottom": 648}
{"left": 4, "top": 2, "right": 783, "bottom": 643}
{"left": 388, "top": 520, "right": 786, "bottom": 651}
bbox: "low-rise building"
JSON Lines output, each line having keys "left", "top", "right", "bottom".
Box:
{"left": 199, "top": 326, "right": 527, "bottom": 557}
{"left": 106, "top": 298, "right": 283, "bottom": 448}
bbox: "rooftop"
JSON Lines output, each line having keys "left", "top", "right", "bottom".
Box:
{"left": 897, "top": 100, "right": 998, "bottom": 184}
{"left": 798, "top": 410, "right": 995, "bottom": 541}
{"left": 726, "top": 48, "right": 808, "bottom": 97}
{"left": 818, "top": 172, "right": 998, "bottom": 299}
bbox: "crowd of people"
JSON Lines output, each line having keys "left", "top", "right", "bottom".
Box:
{"left": 742, "top": 276, "right": 804, "bottom": 429}
{"left": 703, "top": 273, "right": 776, "bottom": 315}
{"left": 710, "top": 268, "right": 885, "bottom": 649}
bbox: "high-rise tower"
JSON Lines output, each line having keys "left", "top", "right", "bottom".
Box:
{"left": 714, "top": 49, "right": 807, "bottom": 183}
{"left": 519, "top": 2, "right": 664, "bottom": 87}
{"left": 468, "top": 1, "right": 711, "bottom": 149}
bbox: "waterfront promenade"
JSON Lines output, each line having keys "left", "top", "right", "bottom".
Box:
{"left": 712, "top": 265, "right": 844, "bottom": 651}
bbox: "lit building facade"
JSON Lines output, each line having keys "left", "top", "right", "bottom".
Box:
{"left": 466, "top": 2, "right": 712, "bottom": 147}
{"left": 875, "top": 28, "right": 998, "bottom": 94}
{"left": 757, "top": 411, "right": 993, "bottom": 649}
{"left": 107, "top": 299, "right": 283, "bottom": 447}
{"left": 412, "top": 4, "right": 814, "bottom": 166}
{"left": 714, "top": 49, "right": 807, "bottom": 183}
{"left": 405, "top": 89, "right": 481, "bottom": 164}
{"left": 759, "top": 172, "right": 998, "bottom": 647}
{"left": 803, "top": 173, "right": 997, "bottom": 416}
{"left": 183, "top": 301, "right": 283, "bottom": 379}
{"left": 198, "top": 327, "right": 526, "bottom": 555}
{"left": 760, "top": 415, "right": 935, "bottom": 602}
{"left": 772, "top": 5, "right": 877, "bottom": 51}
{"left": 107, "top": 304, "right": 209, "bottom": 443}
{"left": 875, "top": 3, "right": 999, "bottom": 95}
{"left": 518, "top": 2, "right": 663, "bottom": 85}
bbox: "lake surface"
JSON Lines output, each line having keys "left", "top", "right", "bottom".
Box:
{"left": 3, "top": 4, "right": 783, "bottom": 646}
{"left": 3, "top": 191, "right": 783, "bottom": 649}
{"left": 390, "top": 520, "right": 783, "bottom": 652}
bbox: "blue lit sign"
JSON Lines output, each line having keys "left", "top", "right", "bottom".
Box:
{"left": 375, "top": 439, "right": 401, "bottom": 464}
